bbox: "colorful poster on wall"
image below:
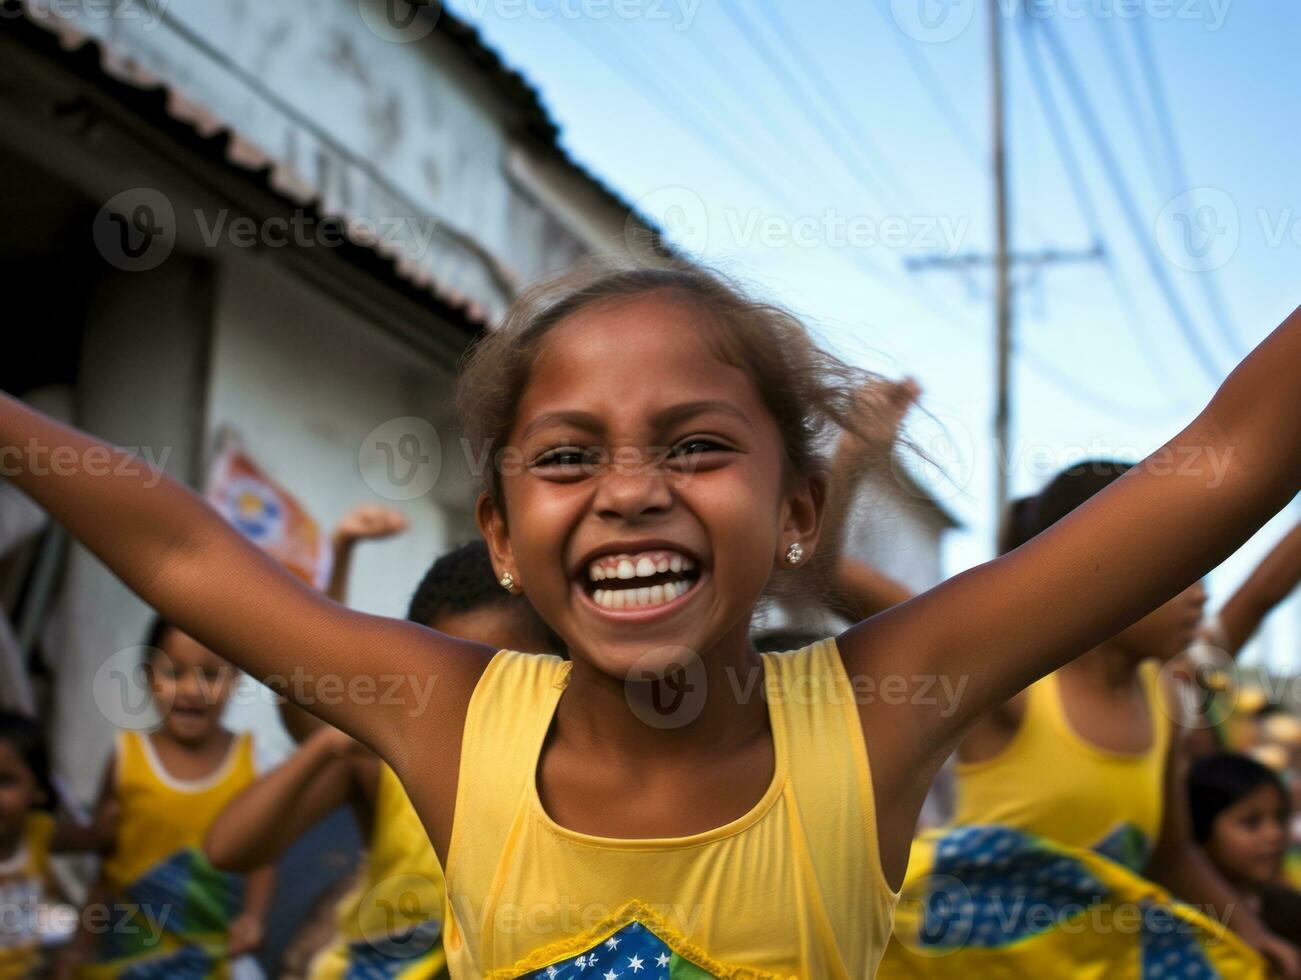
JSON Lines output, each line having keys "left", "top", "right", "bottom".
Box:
{"left": 205, "top": 429, "right": 332, "bottom": 590}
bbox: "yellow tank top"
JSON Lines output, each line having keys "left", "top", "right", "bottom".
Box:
{"left": 310, "top": 763, "right": 448, "bottom": 979}
{"left": 104, "top": 729, "right": 257, "bottom": 891}
{"left": 444, "top": 639, "right": 898, "bottom": 980}
{"left": 953, "top": 660, "right": 1171, "bottom": 871}
{"left": 84, "top": 729, "right": 256, "bottom": 977}
{"left": 0, "top": 811, "right": 55, "bottom": 977}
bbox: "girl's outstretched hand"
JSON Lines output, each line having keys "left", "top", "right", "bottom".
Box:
{"left": 332, "top": 504, "right": 409, "bottom": 546}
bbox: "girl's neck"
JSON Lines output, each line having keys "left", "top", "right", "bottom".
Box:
{"left": 1059, "top": 641, "right": 1141, "bottom": 691}
{"left": 555, "top": 623, "right": 771, "bottom": 762}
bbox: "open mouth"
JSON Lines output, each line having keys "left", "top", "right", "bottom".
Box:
{"left": 579, "top": 548, "right": 703, "bottom": 613}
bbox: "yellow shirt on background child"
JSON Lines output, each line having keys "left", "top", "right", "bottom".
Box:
{"left": 308, "top": 762, "right": 447, "bottom": 979}
{"left": 0, "top": 810, "right": 56, "bottom": 979}
{"left": 81, "top": 730, "right": 256, "bottom": 979}
{"left": 879, "top": 662, "right": 1264, "bottom": 979}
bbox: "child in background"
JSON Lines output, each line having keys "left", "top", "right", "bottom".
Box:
{"left": 0, "top": 710, "right": 110, "bottom": 978}
{"left": 829, "top": 454, "right": 1297, "bottom": 975}
{"left": 205, "top": 538, "right": 561, "bottom": 980}
{"left": 2, "top": 264, "right": 1298, "bottom": 977}
{"left": 63, "top": 624, "right": 274, "bottom": 979}
{"left": 1189, "top": 753, "right": 1301, "bottom": 947}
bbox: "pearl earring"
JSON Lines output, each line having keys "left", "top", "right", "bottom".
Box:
{"left": 499, "top": 572, "right": 516, "bottom": 592}
{"left": 785, "top": 543, "right": 804, "bottom": 566}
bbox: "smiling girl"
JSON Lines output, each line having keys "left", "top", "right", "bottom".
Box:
{"left": 1, "top": 262, "right": 1299, "bottom": 978}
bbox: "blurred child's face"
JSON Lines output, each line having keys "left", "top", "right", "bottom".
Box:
{"left": 1114, "top": 579, "right": 1206, "bottom": 664}
{"left": 148, "top": 629, "right": 238, "bottom": 744}
{"left": 0, "top": 742, "right": 44, "bottom": 844}
{"left": 480, "top": 291, "right": 818, "bottom": 678}
{"left": 1205, "top": 782, "right": 1289, "bottom": 888}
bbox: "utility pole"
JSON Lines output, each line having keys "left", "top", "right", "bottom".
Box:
{"left": 991, "top": 0, "right": 1012, "bottom": 528}
{"left": 907, "top": 0, "right": 1103, "bottom": 546}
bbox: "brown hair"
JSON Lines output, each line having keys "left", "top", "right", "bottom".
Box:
{"left": 454, "top": 257, "right": 884, "bottom": 597}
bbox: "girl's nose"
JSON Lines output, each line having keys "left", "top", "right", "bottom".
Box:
{"left": 593, "top": 451, "right": 673, "bottom": 520}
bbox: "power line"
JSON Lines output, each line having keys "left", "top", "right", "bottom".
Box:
{"left": 1129, "top": 15, "right": 1244, "bottom": 359}
{"left": 1027, "top": 17, "right": 1227, "bottom": 383}
{"left": 1090, "top": 16, "right": 1168, "bottom": 200}
{"left": 1015, "top": 16, "right": 1193, "bottom": 408}
{"left": 868, "top": 0, "right": 985, "bottom": 170}
{"left": 749, "top": 1, "right": 920, "bottom": 208}
{"left": 714, "top": 1, "right": 897, "bottom": 211}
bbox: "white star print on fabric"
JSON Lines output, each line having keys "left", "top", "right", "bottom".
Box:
{"left": 655, "top": 952, "right": 670, "bottom": 967}
{"left": 627, "top": 953, "right": 644, "bottom": 972}
{"left": 606, "top": 936, "right": 621, "bottom": 950}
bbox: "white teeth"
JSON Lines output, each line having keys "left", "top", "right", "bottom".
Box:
{"left": 650, "top": 584, "right": 665, "bottom": 604}
{"left": 637, "top": 586, "right": 651, "bottom": 605}
{"left": 635, "top": 557, "right": 656, "bottom": 577}
{"left": 669, "top": 555, "right": 683, "bottom": 573}
{"left": 617, "top": 559, "right": 636, "bottom": 580}
{"left": 656, "top": 558, "right": 670, "bottom": 573}
{"left": 590, "top": 565, "right": 605, "bottom": 582}
{"left": 682, "top": 557, "right": 695, "bottom": 571}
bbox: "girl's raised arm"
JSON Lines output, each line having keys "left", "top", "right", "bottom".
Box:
{"left": 0, "top": 392, "right": 490, "bottom": 772}
{"left": 846, "top": 308, "right": 1300, "bottom": 798}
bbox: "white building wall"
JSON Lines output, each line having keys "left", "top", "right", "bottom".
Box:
{"left": 205, "top": 253, "right": 479, "bottom": 768}
{"left": 53, "top": 0, "right": 593, "bottom": 319}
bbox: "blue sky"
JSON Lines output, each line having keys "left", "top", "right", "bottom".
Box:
{"left": 445, "top": 0, "right": 1300, "bottom": 671}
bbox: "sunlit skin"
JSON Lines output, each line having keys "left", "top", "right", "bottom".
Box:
{"left": 0, "top": 742, "right": 44, "bottom": 857}
{"left": 1205, "top": 782, "right": 1290, "bottom": 890}
{"left": 477, "top": 291, "right": 820, "bottom": 837}
{"left": 146, "top": 628, "right": 239, "bottom": 775}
